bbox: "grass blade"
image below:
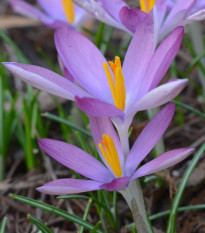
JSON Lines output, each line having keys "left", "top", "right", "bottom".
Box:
{"left": 10, "top": 194, "right": 103, "bottom": 233}
{"left": 42, "top": 112, "right": 91, "bottom": 137}
{"left": 28, "top": 214, "right": 54, "bottom": 233}
{"left": 166, "top": 142, "right": 205, "bottom": 233}
{"left": 0, "top": 217, "right": 7, "bottom": 233}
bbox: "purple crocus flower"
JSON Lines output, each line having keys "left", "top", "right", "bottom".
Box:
{"left": 3, "top": 18, "right": 187, "bottom": 132}
{"left": 37, "top": 103, "right": 194, "bottom": 194}
{"left": 8, "top": 0, "right": 91, "bottom": 29}
{"left": 120, "top": 0, "right": 205, "bottom": 43}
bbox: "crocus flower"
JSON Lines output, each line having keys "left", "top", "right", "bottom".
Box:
{"left": 73, "top": 0, "right": 205, "bottom": 44}
{"left": 8, "top": 0, "right": 91, "bottom": 29}
{"left": 120, "top": 0, "right": 205, "bottom": 43}
{"left": 3, "top": 18, "right": 187, "bottom": 135}
{"left": 37, "top": 103, "right": 194, "bottom": 194}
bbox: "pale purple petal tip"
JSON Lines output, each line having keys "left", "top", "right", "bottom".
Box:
{"left": 37, "top": 178, "right": 102, "bottom": 195}
{"left": 132, "top": 148, "right": 194, "bottom": 179}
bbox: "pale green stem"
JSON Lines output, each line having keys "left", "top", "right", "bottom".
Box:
{"left": 120, "top": 180, "right": 153, "bottom": 233}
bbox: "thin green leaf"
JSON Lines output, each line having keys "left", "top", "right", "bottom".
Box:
{"left": 90, "top": 221, "right": 102, "bottom": 233}
{"left": 166, "top": 143, "right": 205, "bottom": 233}
{"left": 10, "top": 194, "right": 103, "bottom": 233}
{"left": 173, "top": 100, "right": 205, "bottom": 119}
{"left": 126, "top": 204, "right": 205, "bottom": 229}
{"left": 42, "top": 112, "right": 91, "bottom": 137}
{"left": 79, "top": 198, "right": 93, "bottom": 233}
{"left": 27, "top": 214, "right": 54, "bottom": 233}
{"left": 0, "top": 216, "right": 7, "bottom": 233}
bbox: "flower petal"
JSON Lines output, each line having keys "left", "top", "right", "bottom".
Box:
{"left": 187, "top": 9, "right": 205, "bottom": 22}
{"left": 39, "top": 139, "right": 112, "bottom": 183}
{"left": 100, "top": 176, "right": 130, "bottom": 191}
{"left": 139, "top": 26, "right": 184, "bottom": 96}
{"left": 119, "top": 6, "right": 147, "bottom": 33}
{"left": 37, "top": 0, "right": 67, "bottom": 21}
{"left": 8, "top": 0, "right": 51, "bottom": 22}
{"left": 100, "top": 0, "right": 127, "bottom": 22}
{"left": 3, "top": 63, "right": 89, "bottom": 100}
{"left": 37, "top": 178, "right": 102, "bottom": 195}
{"left": 129, "top": 79, "right": 187, "bottom": 114}
{"left": 132, "top": 148, "right": 194, "bottom": 179}
{"left": 89, "top": 116, "right": 124, "bottom": 174}
{"left": 122, "top": 13, "right": 154, "bottom": 104}
{"left": 55, "top": 27, "right": 113, "bottom": 102}
{"left": 125, "top": 103, "right": 175, "bottom": 175}
{"left": 75, "top": 96, "right": 124, "bottom": 117}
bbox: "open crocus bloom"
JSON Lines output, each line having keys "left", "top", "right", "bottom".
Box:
{"left": 37, "top": 103, "right": 194, "bottom": 195}
{"left": 120, "top": 0, "right": 205, "bottom": 43}
{"left": 3, "top": 18, "right": 187, "bottom": 132}
{"left": 8, "top": 0, "right": 91, "bottom": 29}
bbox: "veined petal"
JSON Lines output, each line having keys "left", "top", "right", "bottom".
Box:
{"left": 125, "top": 103, "right": 175, "bottom": 175}
{"left": 187, "top": 9, "right": 205, "bottom": 22}
{"left": 89, "top": 116, "right": 124, "bottom": 173}
{"left": 119, "top": 6, "right": 148, "bottom": 33}
{"left": 37, "top": 178, "right": 102, "bottom": 195}
{"left": 37, "top": 0, "right": 67, "bottom": 21}
{"left": 72, "top": 0, "right": 127, "bottom": 30}
{"left": 139, "top": 26, "right": 184, "bottom": 97}
{"left": 122, "top": 13, "right": 154, "bottom": 104}
{"left": 100, "top": 176, "right": 130, "bottom": 191}
{"left": 128, "top": 79, "right": 187, "bottom": 114}
{"left": 8, "top": 0, "right": 52, "bottom": 23}
{"left": 39, "top": 139, "right": 112, "bottom": 183}
{"left": 3, "top": 63, "right": 90, "bottom": 100}
{"left": 132, "top": 148, "right": 194, "bottom": 179}
{"left": 166, "top": 0, "right": 197, "bottom": 21}
{"left": 100, "top": 0, "right": 127, "bottom": 22}
{"left": 55, "top": 27, "right": 113, "bottom": 102}
{"left": 75, "top": 97, "right": 124, "bottom": 117}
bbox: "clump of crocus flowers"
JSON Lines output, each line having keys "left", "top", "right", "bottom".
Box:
{"left": 5, "top": 0, "right": 198, "bottom": 232}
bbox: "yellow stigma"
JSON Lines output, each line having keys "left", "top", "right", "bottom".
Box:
{"left": 98, "top": 134, "right": 122, "bottom": 177}
{"left": 140, "top": 0, "right": 155, "bottom": 13}
{"left": 103, "top": 56, "right": 126, "bottom": 111}
{"left": 62, "top": 0, "right": 75, "bottom": 24}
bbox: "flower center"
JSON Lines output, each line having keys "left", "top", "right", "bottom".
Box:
{"left": 62, "top": 0, "right": 75, "bottom": 24}
{"left": 98, "top": 134, "right": 122, "bottom": 177}
{"left": 103, "top": 56, "right": 126, "bottom": 111}
{"left": 140, "top": 0, "right": 155, "bottom": 13}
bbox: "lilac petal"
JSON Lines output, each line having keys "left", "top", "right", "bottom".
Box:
{"left": 119, "top": 6, "right": 147, "bottom": 33}
{"left": 122, "top": 13, "right": 154, "bottom": 103}
{"left": 72, "top": 0, "right": 126, "bottom": 30}
{"left": 187, "top": 9, "right": 205, "bottom": 22}
{"left": 55, "top": 27, "right": 113, "bottom": 102}
{"left": 125, "top": 103, "right": 175, "bottom": 176}
{"left": 100, "top": 176, "right": 130, "bottom": 191}
{"left": 132, "top": 148, "right": 194, "bottom": 179}
{"left": 37, "top": 178, "right": 102, "bottom": 195}
{"left": 8, "top": 0, "right": 51, "bottom": 23}
{"left": 37, "top": 0, "right": 66, "bottom": 22}
{"left": 39, "top": 139, "right": 112, "bottom": 183}
{"left": 129, "top": 79, "right": 187, "bottom": 114}
{"left": 100, "top": 0, "right": 127, "bottom": 22}
{"left": 89, "top": 116, "right": 124, "bottom": 174}
{"left": 75, "top": 96, "right": 124, "bottom": 117}
{"left": 159, "top": 10, "right": 187, "bottom": 41}
{"left": 166, "top": 0, "right": 197, "bottom": 21}
{"left": 156, "top": 0, "right": 168, "bottom": 26}
{"left": 3, "top": 63, "right": 89, "bottom": 100}
{"left": 140, "top": 26, "right": 184, "bottom": 95}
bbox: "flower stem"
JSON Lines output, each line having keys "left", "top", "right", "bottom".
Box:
{"left": 120, "top": 180, "right": 154, "bottom": 233}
